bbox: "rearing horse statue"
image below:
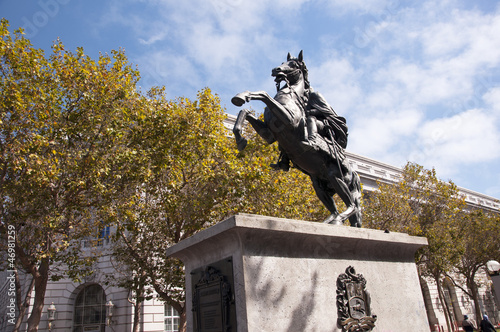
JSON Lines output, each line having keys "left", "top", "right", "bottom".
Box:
{"left": 231, "top": 51, "right": 362, "bottom": 227}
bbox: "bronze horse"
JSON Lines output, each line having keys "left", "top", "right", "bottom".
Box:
{"left": 231, "top": 51, "right": 362, "bottom": 227}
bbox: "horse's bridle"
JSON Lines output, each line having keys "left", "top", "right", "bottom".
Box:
{"left": 283, "top": 67, "right": 308, "bottom": 111}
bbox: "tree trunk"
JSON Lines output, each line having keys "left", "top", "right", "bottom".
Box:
{"left": 152, "top": 281, "right": 186, "bottom": 332}
{"left": 436, "top": 277, "right": 453, "bottom": 332}
{"left": 132, "top": 287, "right": 144, "bottom": 332}
{"left": 467, "top": 275, "right": 482, "bottom": 324}
{"left": 178, "top": 307, "right": 186, "bottom": 332}
{"left": 132, "top": 300, "right": 143, "bottom": 332}
{"left": 26, "top": 258, "right": 49, "bottom": 332}
{"left": 14, "top": 270, "right": 35, "bottom": 332}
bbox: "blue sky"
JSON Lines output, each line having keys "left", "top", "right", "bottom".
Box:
{"left": 2, "top": 0, "right": 500, "bottom": 199}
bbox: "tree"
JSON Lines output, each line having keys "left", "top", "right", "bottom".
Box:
{"left": 0, "top": 18, "right": 334, "bottom": 332}
{"left": 363, "top": 162, "right": 467, "bottom": 331}
{"left": 0, "top": 19, "right": 141, "bottom": 331}
{"left": 107, "top": 87, "right": 237, "bottom": 331}
{"left": 107, "top": 89, "right": 330, "bottom": 332}
{"left": 105, "top": 259, "right": 152, "bottom": 332}
{"left": 449, "top": 209, "right": 500, "bottom": 321}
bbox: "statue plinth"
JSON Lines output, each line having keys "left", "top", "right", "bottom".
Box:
{"left": 166, "top": 214, "right": 430, "bottom": 332}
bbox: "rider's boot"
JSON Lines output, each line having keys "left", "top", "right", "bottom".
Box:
{"left": 270, "top": 152, "right": 290, "bottom": 171}
{"left": 299, "top": 133, "right": 319, "bottom": 151}
{"left": 299, "top": 116, "right": 320, "bottom": 150}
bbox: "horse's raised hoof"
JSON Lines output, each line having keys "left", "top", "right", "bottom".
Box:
{"left": 236, "top": 137, "right": 248, "bottom": 151}
{"left": 231, "top": 92, "right": 249, "bottom": 106}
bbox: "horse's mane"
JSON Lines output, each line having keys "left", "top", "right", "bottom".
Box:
{"left": 288, "top": 56, "right": 310, "bottom": 90}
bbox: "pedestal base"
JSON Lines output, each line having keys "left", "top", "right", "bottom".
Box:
{"left": 166, "top": 214, "right": 430, "bottom": 332}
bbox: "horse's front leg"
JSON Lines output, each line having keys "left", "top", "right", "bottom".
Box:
{"left": 232, "top": 91, "right": 259, "bottom": 107}
{"left": 245, "top": 112, "right": 276, "bottom": 145}
{"left": 232, "top": 109, "right": 276, "bottom": 152}
{"left": 233, "top": 109, "right": 249, "bottom": 151}
{"left": 232, "top": 91, "right": 294, "bottom": 125}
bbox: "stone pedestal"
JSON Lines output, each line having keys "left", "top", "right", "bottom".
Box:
{"left": 166, "top": 214, "right": 430, "bottom": 332}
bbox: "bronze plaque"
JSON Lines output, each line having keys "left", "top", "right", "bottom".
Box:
{"left": 191, "top": 258, "right": 236, "bottom": 332}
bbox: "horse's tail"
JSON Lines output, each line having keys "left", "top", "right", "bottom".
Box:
{"left": 350, "top": 171, "right": 361, "bottom": 197}
{"left": 349, "top": 171, "right": 362, "bottom": 227}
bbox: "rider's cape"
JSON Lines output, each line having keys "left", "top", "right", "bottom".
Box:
{"left": 307, "top": 90, "right": 349, "bottom": 149}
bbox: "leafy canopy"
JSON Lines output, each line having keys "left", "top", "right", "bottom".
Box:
{"left": 1, "top": 17, "right": 140, "bottom": 279}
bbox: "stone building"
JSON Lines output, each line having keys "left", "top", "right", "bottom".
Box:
{"left": 345, "top": 151, "right": 500, "bottom": 331}
{"left": 0, "top": 115, "right": 498, "bottom": 332}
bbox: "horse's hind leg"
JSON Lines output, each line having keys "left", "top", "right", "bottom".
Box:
{"left": 311, "top": 177, "right": 341, "bottom": 225}
{"left": 324, "top": 164, "right": 360, "bottom": 225}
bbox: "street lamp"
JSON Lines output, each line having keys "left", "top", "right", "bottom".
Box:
{"left": 47, "top": 302, "right": 56, "bottom": 331}
{"left": 105, "top": 299, "right": 115, "bottom": 326}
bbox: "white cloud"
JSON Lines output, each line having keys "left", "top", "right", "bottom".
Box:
{"left": 420, "top": 7, "right": 500, "bottom": 69}
{"left": 349, "top": 108, "right": 423, "bottom": 157}
{"left": 324, "top": 0, "right": 398, "bottom": 16}
{"left": 483, "top": 87, "right": 500, "bottom": 116}
{"left": 333, "top": 1, "right": 500, "bottom": 183}
{"left": 91, "top": 0, "right": 500, "bottom": 197}
{"left": 413, "top": 109, "right": 500, "bottom": 173}
{"left": 370, "top": 58, "right": 474, "bottom": 108}
{"left": 308, "top": 56, "right": 361, "bottom": 114}
{"left": 350, "top": 1, "right": 500, "bottom": 106}
{"left": 138, "top": 28, "right": 168, "bottom": 45}
{"left": 136, "top": 51, "right": 201, "bottom": 95}
{"left": 131, "top": 1, "right": 300, "bottom": 82}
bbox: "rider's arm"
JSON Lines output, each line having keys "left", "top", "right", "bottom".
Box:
{"left": 307, "top": 107, "right": 322, "bottom": 117}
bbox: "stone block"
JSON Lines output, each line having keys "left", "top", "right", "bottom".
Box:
{"left": 166, "top": 214, "right": 429, "bottom": 332}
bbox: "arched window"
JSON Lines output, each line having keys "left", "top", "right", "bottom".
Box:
{"left": 420, "top": 278, "right": 438, "bottom": 326}
{"left": 443, "top": 278, "right": 463, "bottom": 326}
{"left": 73, "top": 284, "right": 106, "bottom": 332}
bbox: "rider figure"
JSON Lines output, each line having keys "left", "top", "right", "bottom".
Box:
{"left": 271, "top": 89, "right": 348, "bottom": 171}
{"left": 306, "top": 89, "right": 348, "bottom": 149}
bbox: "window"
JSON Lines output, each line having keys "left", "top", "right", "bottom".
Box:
{"left": 443, "top": 286, "right": 457, "bottom": 325}
{"left": 165, "top": 304, "right": 180, "bottom": 332}
{"left": 419, "top": 279, "right": 438, "bottom": 326}
{"left": 443, "top": 280, "right": 463, "bottom": 325}
{"left": 73, "top": 284, "right": 106, "bottom": 332}
{"left": 98, "top": 226, "right": 110, "bottom": 246}
{"left": 82, "top": 226, "right": 110, "bottom": 248}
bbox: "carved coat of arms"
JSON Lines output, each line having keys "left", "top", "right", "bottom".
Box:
{"left": 336, "top": 266, "right": 377, "bottom": 331}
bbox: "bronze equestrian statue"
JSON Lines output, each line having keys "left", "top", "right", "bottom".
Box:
{"left": 231, "top": 51, "right": 362, "bottom": 227}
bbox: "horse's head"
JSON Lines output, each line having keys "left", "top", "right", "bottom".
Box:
{"left": 272, "top": 50, "right": 310, "bottom": 92}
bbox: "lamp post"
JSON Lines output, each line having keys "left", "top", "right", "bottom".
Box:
{"left": 105, "top": 299, "right": 115, "bottom": 326}
{"left": 47, "top": 302, "right": 56, "bottom": 331}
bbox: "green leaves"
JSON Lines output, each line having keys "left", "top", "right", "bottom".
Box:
{"left": 0, "top": 18, "right": 141, "bottom": 279}
{"left": 107, "top": 89, "right": 334, "bottom": 319}
{"left": 0, "top": 22, "right": 147, "bottom": 327}
{"left": 1, "top": 18, "right": 349, "bottom": 329}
